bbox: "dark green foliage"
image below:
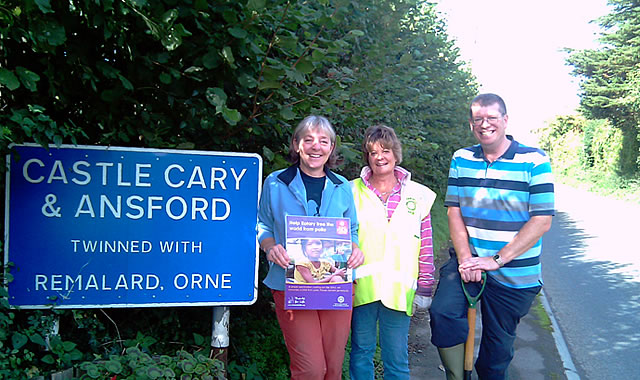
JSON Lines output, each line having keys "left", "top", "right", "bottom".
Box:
{"left": 0, "top": 263, "right": 229, "bottom": 378}
{"left": 542, "top": 0, "right": 640, "bottom": 199}
{"left": 536, "top": 115, "right": 614, "bottom": 176}
{"left": 225, "top": 254, "right": 290, "bottom": 379}
{"left": 0, "top": 0, "right": 475, "bottom": 186}
{"left": 1, "top": 0, "right": 477, "bottom": 377}
{"left": 535, "top": 113, "right": 640, "bottom": 200}
{"left": 0, "top": 0, "right": 356, "bottom": 163}
{"left": 566, "top": 0, "right": 640, "bottom": 178}
{"left": 77, "top": 346, "right": 225, "bottom": 379}
{"left": 0, "top": 263, "right": 85, "bottom": 378}
{"left": 322, "top": 1, "right": 477, "bottom": 188}
{"left": 228, "top": 303, "right": 289, "bottom": 380}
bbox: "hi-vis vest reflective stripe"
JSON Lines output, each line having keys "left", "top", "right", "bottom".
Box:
{"left": 351, "top": 178, "right": 436, "bottom": 316}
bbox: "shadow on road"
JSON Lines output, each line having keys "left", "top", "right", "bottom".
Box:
{"left": 542, "top": 210, "right": 640, "bottom": 379}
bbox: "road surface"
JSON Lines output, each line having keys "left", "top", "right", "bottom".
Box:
{"left": 541, "top": 184, "right": 640, "bottom": 379}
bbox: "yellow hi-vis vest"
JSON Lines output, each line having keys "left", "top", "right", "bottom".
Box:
{"left": 351, "top": 178, "right": 436, "bottom": 316}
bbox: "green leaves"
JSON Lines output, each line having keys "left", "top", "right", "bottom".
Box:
{"left": 0, "top": 69, "right": 20, "bottom": 90}
{"left": 11, "top": 332, "right": 28, "bottom": 350}
{"left": 280, "top": 107, "right": 296, "bottom": 120}
{"left": 228, "top": 27, "right": 248, "bottom": 39}
{"left": 247, "top": 0, "right": 266, "bottom": 11}
{"left": 296, "top": 59, "right": 315, "bottom": 75}
{"left": 566, "top": 0, "right": 640, "bottom": 177}
{"left": 29, "top": 333, "right": 47, "bottom": 347}
{"left": 74, "top": 347, "right": 225, "bottom": 378}
{"left": 162, "top": 23, "right": 192, "bottom": 51}
{"left": 222, "top": 108, "right": 242, "bottom": 124}
{"left": 104, "top": 359, "right": 123, "bottom": 373}
{"left": 206, "top": 87, "right": 228, "bottom": 109}
{"left": 0, "top": 65, "right": 39, "bottom": 97}
{"left": 0, "top": 5, "right": 482, "bottom": 380}
{"left": 16, "top": 67, "right": 40, "bottom": 91}
{"left": 202, "top": 50, "right": 221, "bottom": 69}
{"left": 206, "top": 87, "right": 242, "bottom": 125}
{"left": 79, "top": 362, "right": 103, "bottom": 378}
{"left": 221, "top": 46, "right": 235, "bottom": 66}
{"left": 39, "top": 21, "right": 66, "bottom": 46}
{"left": 34, "top": 0, "right": 54, "bottom": 14}
{"left": 162, "top": 9, "right": 178, "bottom": 24}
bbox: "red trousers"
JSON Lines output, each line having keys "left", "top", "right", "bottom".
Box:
{"left": 271, "top": 290, "right": 352, "bottom": 380}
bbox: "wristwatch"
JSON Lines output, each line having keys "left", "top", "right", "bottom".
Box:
{"left": 492, "top": 254, "right": 505, "bottom": 267}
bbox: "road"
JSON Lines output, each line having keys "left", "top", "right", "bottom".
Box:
{"left": 541, "top": 184, "right": 640, "bottom": 379}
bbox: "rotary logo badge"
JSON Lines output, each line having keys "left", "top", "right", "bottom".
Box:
{"left": 406, "top": 197, "right": 417, "bottom": 215}
{"left": 336, "top": 219, "right": 349, "bottom": 235}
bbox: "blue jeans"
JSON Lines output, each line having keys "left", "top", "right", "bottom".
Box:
{"left": 349, "top": 301, "right": 411, "bottom": 380}
{"left": 430, "top": 256, "right": 541, "bottom": 380}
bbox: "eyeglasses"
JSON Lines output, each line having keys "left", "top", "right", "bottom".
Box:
{"left": 471, "top": 116, "right": 503, "bottom": 127}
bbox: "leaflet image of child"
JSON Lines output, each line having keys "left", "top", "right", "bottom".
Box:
{"left": 294, "top": 239, "right": 347, "bottom": 283}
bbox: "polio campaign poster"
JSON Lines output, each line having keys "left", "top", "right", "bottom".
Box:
{"left": 284, "top": 215, "right": 352, "bottom": 310}
{"left": 4, "top": 144, "right": 262, "bottom": 309}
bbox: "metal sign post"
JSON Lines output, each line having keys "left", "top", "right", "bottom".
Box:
{"left": 211, "top": 306, "right": 230, "bottom": 374}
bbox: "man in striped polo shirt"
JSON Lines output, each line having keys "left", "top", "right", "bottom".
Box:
{"left": 429, "top": 93, "right": 555, "bottom": 380}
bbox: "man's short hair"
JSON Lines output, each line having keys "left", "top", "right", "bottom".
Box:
{"left": 469, "top": 93, "right": 507, "bottom": 118}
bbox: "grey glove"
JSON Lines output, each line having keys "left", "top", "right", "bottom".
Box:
{"left": 412, "top": 295, "right": 432, "bottom": 312}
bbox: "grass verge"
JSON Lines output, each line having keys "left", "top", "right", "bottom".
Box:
{"left": 530, "top": 294, "right": 553, "bottom": 333}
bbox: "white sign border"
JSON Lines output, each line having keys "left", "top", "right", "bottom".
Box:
{"left": 4, "top": 143, "right": 263, "bottom": 309}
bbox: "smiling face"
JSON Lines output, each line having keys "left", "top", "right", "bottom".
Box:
{"left": 470, "top": 102, "right": 509, "bottom": 154}
{"left": 302, "top": 239, "right": 323, "bottom": 260}
{"left": 367, "top": 142, "right": 397, "bottom": 178}
{"left": 296, "top": 128, "right": 334, "bottom": 177}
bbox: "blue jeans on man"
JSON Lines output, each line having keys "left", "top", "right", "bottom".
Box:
{"left": 430, "top": 256, "right": 540, "bottom": 379}
{"left": 350, "top": 301, "right": 411, "bottom": 380}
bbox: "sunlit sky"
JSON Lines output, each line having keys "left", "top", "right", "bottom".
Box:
{"left": 434, "top": 0, "right": 610, "bottom": 144}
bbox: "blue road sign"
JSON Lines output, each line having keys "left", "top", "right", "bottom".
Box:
{"left": 4, "top": 144, "right": 262, "bottom": 308}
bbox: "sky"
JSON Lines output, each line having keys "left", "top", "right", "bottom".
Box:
{"left": 434, "top": 0, "right": 611, "bottom": 144}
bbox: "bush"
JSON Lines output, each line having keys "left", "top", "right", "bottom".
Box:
{"left": 1, "top": 0, "right": 475, "bottom": 377}
{"left": 77, "top": 347, "right": 224, "bottom": 379}
{"left": 535, "top": 114, "right": 640, "bottom": 202}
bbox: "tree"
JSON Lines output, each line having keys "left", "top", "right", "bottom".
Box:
{"left": 320, "top": 0, "right": 477, "bottom": 187}
{"left": 0, "top": 0, "right": 358, "bottom": 174}
{"left": 566, "top": 0, "right": 640, "bottom": 176}
{"left": 0, "top": 1, "right": 477, "bottom": 377}
{"left": 0, "top": 0, "right": 475, "bottom": 187}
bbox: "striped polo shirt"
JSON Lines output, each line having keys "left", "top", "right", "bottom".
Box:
{"left": 444, "top": 136, "right": 555, "bottom": 289}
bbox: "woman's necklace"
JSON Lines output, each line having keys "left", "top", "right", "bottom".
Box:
{"left": 374, "top": 179, "right": 398, "bottom": 197}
